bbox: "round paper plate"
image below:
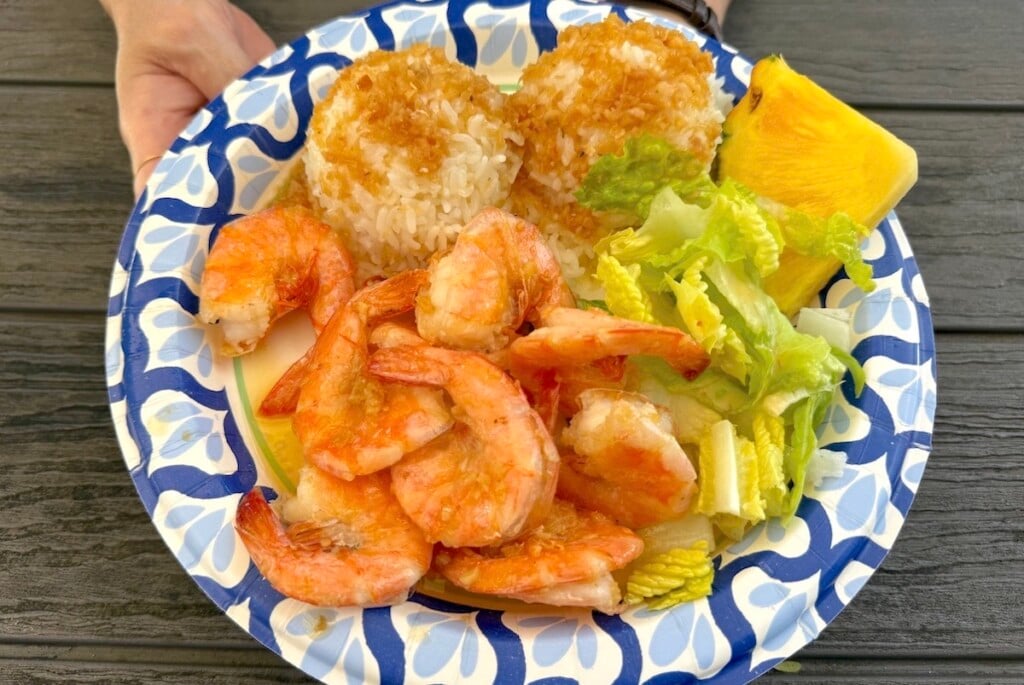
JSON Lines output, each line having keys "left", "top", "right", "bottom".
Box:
{"left": 104, "top": 1, "right": 937, "bottom": 682}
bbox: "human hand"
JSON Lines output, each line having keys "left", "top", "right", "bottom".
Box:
{"left": 100, "top": 0, "right": 276, "bottom": 197}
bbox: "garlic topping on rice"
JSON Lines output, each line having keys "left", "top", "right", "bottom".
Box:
{"left": 304, "top": 45, "right": 523, "bottom": 283}
{"left": 509, "top": 15, "right": 724, "bottom": 258}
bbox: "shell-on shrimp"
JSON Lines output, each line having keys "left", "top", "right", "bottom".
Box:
{"left": 258, "top": 318, "right": 424, "bottom": 418}
{"left": 433, "top": 500, "right": 643, "bottom": 614}
{"left": 368, "top": 344, "right": 559, "bottom": 547}
{"left": 510, "top": 306, "right": 710, "bottom": 380}
{"left": 293, "top": 271, "right": 453, "bottom": 480}
{"left": 506, "top": 574, "right": 626, "bottom": 614}
{"left": 368, "top": 319, "right": 428, "bottom": 349}
{"left": 512, "top": 356, "right": 628, "bottom": 434}
{"left": 235, "top": 466, "right": 432, "bottom": 607}
{"left": 559, "top": 389, "right": 698, "bottom": 528}
{"left": 416, "top": 207, "right": 575, "bottom": 352}
{"left": 199, "top": 205, "right": 355, "bottom": 356}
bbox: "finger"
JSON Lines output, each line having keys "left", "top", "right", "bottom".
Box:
{"left": 134, "top": 157, "right": 163, "bottom": 198}
{"left": 230, "top": 5, "right": 277, "bottom": 63}
{"left": 117, "top": 72, "right": 204, "bottom": 196}
{"left": 180, "top": 32, "right": 257, "bottom": 102}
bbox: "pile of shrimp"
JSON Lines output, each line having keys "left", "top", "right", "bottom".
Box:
{"left": 199, "top": 204, "right": 710, "bottom": 614}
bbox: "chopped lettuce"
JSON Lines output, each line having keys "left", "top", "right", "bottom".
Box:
{"left": 753, "top": 411, "right": 788, "bottom": 517}
{"left": 636, "top": 514, "right": 716, "bottom": 556}
{"left": 624, "top": 540, "right": 715, "bottom": 609}
{"left": 696, "top": 420, "right": 763, "bottom": 522}
{"left": 575, "top": 135, "right": 716, "bottom": 219}
{"left": 805, "top": 448, "right": 848, "bottom": 488}
{"left": 579, "top": 136, "right": 872, "bottom": 563}
{"left": 694, "top": 180, "right": 784, "bottom": 277}
{"left": 760, "top": 324, "right": 845, "bottom": 416}
{"left": 694, "top": 413, "right": 790, "bottom": 533}
{"left": 664, "top": 259, "right": 752, "bottom": 383}
{"left": 796, "top": 307, "right": 853, "bottom": 351}
{"left": 828, "top": 344, "right": 867, "bottom": 396}
{"left": 595, "top": 254, "right": 656, "bottom": 323}
{"left": 781, "top": 391, "right": 834, "bottom": 519}
{"left": 631, "top": 357, "right": 752, "bottom": 419}
{"left": 597, "top": 187, "right": 706, "bottom": 265}
{"left": 778, "top": 210, "right": 875, "bottom": 293}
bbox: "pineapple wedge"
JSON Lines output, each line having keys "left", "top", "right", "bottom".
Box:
{"left": 717, "top": 55, "right": 918, "bottom": 316}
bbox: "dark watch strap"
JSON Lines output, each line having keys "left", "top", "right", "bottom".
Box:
{"left": 645, "top": 0, "right": 723, "bottom": 41}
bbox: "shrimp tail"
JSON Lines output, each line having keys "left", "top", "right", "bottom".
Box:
{"left": 236, "top": 489, "right": 283, "bottom": 552}
{"left": 352, "top": 269, "right": 429, "bottom": 322}
{"left": 367, "top": 345, "right": 453, "bottom": 387}
{"left": 258, "top": 350, "right": 313, "bottom": 416}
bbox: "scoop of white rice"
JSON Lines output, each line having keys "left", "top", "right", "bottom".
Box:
{"left": 305, "top": 45, "right": 523, "bottom": 282}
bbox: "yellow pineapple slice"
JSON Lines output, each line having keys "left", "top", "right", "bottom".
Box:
{"left": 716, "top": 55, "right": 918, "bottom": 316}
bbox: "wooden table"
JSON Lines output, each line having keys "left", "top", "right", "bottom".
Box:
{"left": 2, "top": 0, "right": 1022, "bottom": 682}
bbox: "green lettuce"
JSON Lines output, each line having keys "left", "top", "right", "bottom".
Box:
{"left": 581, "top": 136, "right": 868, "bottom": 543}
{"left": 575, "top": 135, "right": 716, "bottom": 219}
{"left": 595, "top": 254, "right": 656, "bottom": 323}
{"left": 779, "top": 210, "right": 875, "bottom": 292}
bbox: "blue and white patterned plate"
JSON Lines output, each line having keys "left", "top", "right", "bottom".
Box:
{"left": 104, "top": 1, "right": 936, "bottom": 682}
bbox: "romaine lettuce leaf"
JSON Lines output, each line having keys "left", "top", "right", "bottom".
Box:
{"left": 624, "top": 540, "right": 715, "bottom": 609}
{"left": 597, "top": 186, "right": 706, "bottom": 265}
{"left": 595, "top": 254, "right": 656, "bottom": 323}
{"left": 665, "top": 260, "right": 751, "bottom": 383}
{"left": 696, "top": 419, "right": 764, "bottom": 522}
{"left": 753, "top": 411, "right": 788, "bottom": 518}
{"left": 781, "top": 390, "right": 834, "bottom": 520}
{"left": 575, "top": 135, "right": 716, "bottom": 219}
{"left": 779, "top": 210, "right": 875, "bottom": 292}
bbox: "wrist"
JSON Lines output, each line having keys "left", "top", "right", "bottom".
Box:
{"left": 633, "top": 0, "right": 729, "bottom": 38}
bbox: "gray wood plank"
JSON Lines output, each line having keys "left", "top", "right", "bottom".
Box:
{"left": 0, "top": 86, "right": 131, "bottom": 312}
{"left": 759, "top": 658, "right": 1024, "bottom": 684}
{"left": 2, "top": 648, "right": 1023, "bottom": 685}
{"left": 0, "top": 660, "right": 309, "bottom": 685}
{"left": 1, "top": 0, "right": 1022, "bottom": 106}
{"left": 725, "top": 0, "right": 1024, "bottom": 107}
{"left": 0, "top": 642, "right": 294, "bottom": 671}
{"left": 0, "top": 311, "right": 1020, "bottom": 659}
{"left": 1, "top": 85, "right": 1022, "bottom": 330}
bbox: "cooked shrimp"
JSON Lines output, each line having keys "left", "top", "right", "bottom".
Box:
{"left": 260, "top": 319, "right": 424, "bottom": 417}
{"left": 368, "top": 320, "right": 427, "bottom": 349}
{"left": 559, "top": 389, "right": 697, "bottom": 528}
{"left": 512, "top": 356, "right": 627, "bottom": 430}
{"left": 506, "top": 574, "right": 625, "bottom": 614}
{"left": 510, "top": 306, "right": 710, "bottom": 380}
{"left": 416, "top": 207, "right": 575, "bottom": 352}
{"left": 199, "top": 205, "right": 355, "bottom": 356}
{"left": 368, "top": 344, "right": 558, "bottom": 547}
{"left": 294, "top": 271, "right": 453, "bottom": 480}
{"left": 433, "top": 500, "right": 642, "bottom": 613}
{"left": 235, "top": 466, "right": 432, "bottom": 607}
